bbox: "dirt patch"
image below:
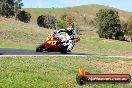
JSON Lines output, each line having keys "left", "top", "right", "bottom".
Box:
{"left": 91, "top": 60, "right": 132, "bottom": 75}
{"left": 126, "top": 51, "right": 132, "bottom": 56}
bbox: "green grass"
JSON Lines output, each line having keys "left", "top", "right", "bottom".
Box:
{"left": 0, "top": 5, "right": 132, "bottom": 88}
{"left": 73, "top": 34, "right": 132, "bottom": 56}
{"left": 0, "top": 17, "right": 52, "bottom": 49}
{"left": 0, "top": 56, "right": 131, "bottom": 88}
{"left": 0, "top": 17, "right": 132, "bottom": 56}
{"left": 0, "top": 4, "right": 132, "bottom": 56}
{"left": 0, "top": 40, "right": 34, "bottom": 49}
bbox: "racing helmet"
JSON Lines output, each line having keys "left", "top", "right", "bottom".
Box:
{"left": 67, "top": 26, "right": 74, "bottom": 31}
{"left": 66, "top": 26, "right": 74, "bottom": 36}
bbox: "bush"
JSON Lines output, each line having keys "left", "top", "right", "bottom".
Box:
{"left": 57, "top": 13, "right": 75, "bottom": 29}
{"left": 37, "top": 15, "right": 56, "bottom": 29}
{"left": 65, "top": 14, "right": 75, "bottom": 27}
{"left": 105, "top": 30, "right": 113, "bottom": 39}
{"left": 95, "top": 9, "right": 121, "bottom": 39}
{"left": 0, "top": 0, "right": 23, "bottom": 18}
{"left": 119, "top": 36, "right": 125, "bottom": 41}
{"left": 121, "top": 21, "right": 127, "bottom": 32}
{"left": 115, "top": 31, "right": 125, "bottom": 41}
{"left": 57, "top": 20, "right": 66, "bottom": 29}
{"left": 37, "top": 15, "right": 44, "bottom": 27}
{"left": 0, "top": 2, "right": 14, "bottom": 17}
{"left": 16, "top": 10, "right": 31, "bottom": 23}
{"left": 126, "top": 16, "right": 132, "bottom": 41}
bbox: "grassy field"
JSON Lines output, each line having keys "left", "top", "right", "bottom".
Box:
{"left": 0, "top": 5, "right": 132, "bottom": 56}
{"left": 74, "top": 34, "right": 132, "bottom": 56}
{"left": 0, "top": 17, "right": 132, "bottom": 56}
{"left": 0, "top": 56, "right": 132, "bottom": 88}
{"left": 0, "top": 17, "right": 52, "bottom": 49}
{"left": 0, "top": 4, "right": 132, "bottom": 88}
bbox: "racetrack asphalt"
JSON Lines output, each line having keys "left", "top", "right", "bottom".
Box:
{"left": 0, "top": 48, "right": 97, "bottom": 56}
{"left": 0, "top": 48, "right": 132, "bottom": 58}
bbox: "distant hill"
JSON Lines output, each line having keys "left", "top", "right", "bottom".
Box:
{"left": 0, "top": 4, "right": 132, "bottom": 56}
{"left": 24, "top": 4, "right": 132, "bottom": 27}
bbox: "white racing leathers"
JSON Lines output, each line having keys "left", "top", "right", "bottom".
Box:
{"left": 57, "top": 29, "right": 77, "bottom": 52}
{"left": 66, "top": 31, "right": 76, "bottom": 52}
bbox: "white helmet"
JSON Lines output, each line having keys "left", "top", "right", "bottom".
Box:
{"left": 67, "top": 26, "right": 74, "bottom": 31}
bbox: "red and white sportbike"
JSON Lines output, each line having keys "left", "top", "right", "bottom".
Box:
{"left": 36, "top": 27, "right": 80, "bottom": 53}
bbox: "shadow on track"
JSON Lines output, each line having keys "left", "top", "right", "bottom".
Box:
{"left": 0, "top": 48, "right": 106, "bottom": 56}
{"left": 0, "top": 53, "right": 3, "bottom": 55}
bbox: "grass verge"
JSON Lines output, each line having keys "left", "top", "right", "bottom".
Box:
{"left": 0, "top": 56, "right": 131, "bottom": 88}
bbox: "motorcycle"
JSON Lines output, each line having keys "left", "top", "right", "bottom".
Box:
{"left": 36, "top": 27, "right": 80, "bottom": 53}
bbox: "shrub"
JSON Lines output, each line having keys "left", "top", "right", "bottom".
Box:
{"left": 37, "top": 15, "right": 44, "bottom": 27}
{"left": 95, "top": 9, "right": 121, "bottom": 39}
{"left": 0, "top": 0, "right": 23, "bottom": 18}
{"left": 119, "top": 36, "right": 125, "bottom": 41}
{"left": 0, "top": 2, "right": 14, "bottom": 17}
{"left": 37, "top": 15, "right": 56, "bottom": 29}
{"left": 126, "top": 16, "right": 132, "bottom": 41}
{"left": 57, "top": 13, "right": 75, "bottom": 28}
{"left": 65, "top": 14, "right": 75, "bottom": 27}
{"left": 105, "top": 30, "right": 113, "bottom": 39}
{"left": 16, "top": 10, "right": 31, "bottom": 23}
{"left": 57, "top": 19, "right": 66, "bottom": 29}
{"left": 115, "top": 31, "right": 125, "bottom": 41}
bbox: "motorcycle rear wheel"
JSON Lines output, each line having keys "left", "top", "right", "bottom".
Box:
{"left": 36, "top": 44, "right": 45, "bottom": 52}
{"left": 60, "top": 46, "right": 68, "bottom": 54}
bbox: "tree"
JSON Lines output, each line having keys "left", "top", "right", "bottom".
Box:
{"left": 37, "top": 15, "right": 56, "bottom": 29}
{"left": 95, "top": 9, "right": 121, "bottom": 39}
{"left": 14, "top": 0, "right": 23, "bottom": 13}
{"left": 16, "top": 10, "right": 31, "bottom": 23}
{"left": 115, "top": 31, "right": 125, "bottom": 41}
{"left": 61, "top": 13, "right": 67, "bottom": 20}
{"left": 65, "top": 14, "right": 75, "bottom": 27}
{"left": 57, "top": 13, "right": 75, "bottom": 29}
{"left": 57, "top": 19, "right": 66, "bottom": 29}
{"left": 126, "top": 16, "right": 132, "bottom": 41}
{"left": 56, "top": 14, "right": 67, "bottom": 29}
{"left": 0, "top": 0, "right": 23, "bottom": 17}
{"left": 37, "top": 15, "right": 45, "bottom": 27}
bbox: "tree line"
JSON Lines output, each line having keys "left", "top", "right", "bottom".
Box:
{"left": 0, "top": 0, "right": 31, "bottom": 23}
{"left": 0, "top": 0, "right": 132, "bottom": 42}
{"left": 95, "top": 9, "right": 132, "bottom": 42}
{"left": 37, "top": 13, "right": 75, "bottom": 29}
{"left": 0, "top": 0, "right": 75, "bottom": 28}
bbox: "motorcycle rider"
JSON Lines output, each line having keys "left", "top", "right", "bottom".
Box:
{"left": 56, "top": 26, "right": 77, "bottom": 52}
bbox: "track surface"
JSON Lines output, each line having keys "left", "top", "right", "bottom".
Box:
{"left": 0, "top": 48, "right": 96, "bottom": 56}
{"left": 0, "top": 48, "right": 131, "bottom": 58}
